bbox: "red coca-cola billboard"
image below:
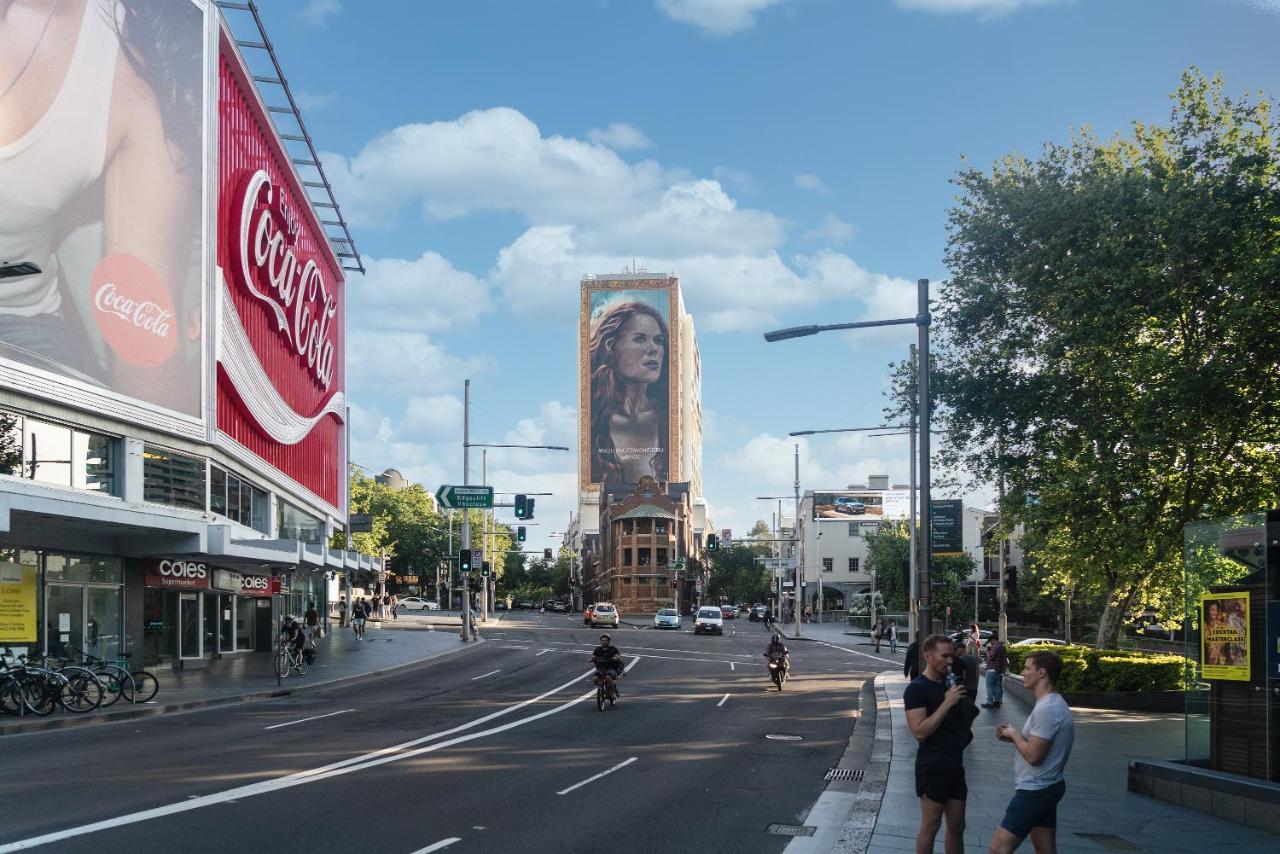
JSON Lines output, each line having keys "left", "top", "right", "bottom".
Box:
{"left": 215, "top": 30, "right": 345, "bottom": 511}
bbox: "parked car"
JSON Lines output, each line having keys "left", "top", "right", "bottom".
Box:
{"left": 395, "top": 596, "right": 440, "bottom": 612}
{"left": 694, "top": 607, "right": 724, "bottom": 635}
{"left": 494, "top": 601, "right": 507, "bottom": 611}
{"left": 549, "top": 601, "right": 569, "bottom": 613}
{"left": 584, "top": 605, "right": 595, "bottom": 625}
{"left": 518, "top": 601, "right": 535, "bottom": 610}
{"left": 591, "top": 603, "right": 620, "bottom": 629}
{"left": 948, "top": 628, "right": 995, "bottom": 646}
{"left": 653, "top": 608, "right": 681, "bottom": 630}
{"left": 1011, "top": 637, "right": 1068, "bottom": 647}
{"left": 719, "top": 605, "right": 736, "bottom": 620}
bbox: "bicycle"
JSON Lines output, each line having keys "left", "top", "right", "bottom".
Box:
{"left": 274, "top": 640, "right": 310, "bottom": 678}
{"left": 66, "top": 647, "right": 159, "bottom": 705}
{"left": 2, "top": 652, "right": 102, "bottom": 714}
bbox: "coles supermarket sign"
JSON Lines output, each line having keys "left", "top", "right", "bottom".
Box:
{"left": 215, "top": 31, "right": 346, "bottom": 511}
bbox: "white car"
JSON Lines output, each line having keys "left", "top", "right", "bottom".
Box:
{"left": 694, "top": 607, "right": 724, "bottom": 635}
{"left": 591, "top": 603, "right": 621, "bottom": 628}
{"left": 395, "top": 596, "right": 440, "bottom": 612}
{"left": 1011, "top": 637, "right": 1067, "bottom": 647}
{"left": 653, "top": 608, "right": 681, "bottom": 629}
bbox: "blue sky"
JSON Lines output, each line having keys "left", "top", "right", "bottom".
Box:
{"left": 254, "top": 0, "right": 1278, "bottom": 549}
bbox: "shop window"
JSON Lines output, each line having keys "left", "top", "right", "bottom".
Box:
{"left": 44, "top": 554, "right": 123, "bottom": 585}
{"left": 848, "top": 557, "right": 860, "bottom": 573}
{"left": 656, "top": 548, "right": 668, "bottom": 566}
{"left": 210, "top": 465, "right": 270, "bottom": 533}
{"left": 823, "top": 558, "right": 833, "bottom": 573}
{"left": 0, "top": 411, "right": 117, "bottom": 495}
{"left": 143, "top": 446, "right": 205, "bottom": 511}
{"left": 622, "top": 549, "right": 632, "bottom": 566}
{"left": 278, "top": 500, "right": 324, "bottom": 544}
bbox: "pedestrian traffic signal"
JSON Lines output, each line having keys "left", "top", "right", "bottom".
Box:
{"left": 459, "top": 548, "right": 473, "bottom": 573}
{"left": 515, "top": 494, "right": 528, "bottom": 519}
{"left": 525, "top": 498, "right": 536, "bottom": 520}
{"left": 543, "top": 547, "right": 553, "bottom": 561}
{"left": 706, "top": 533, "right": 718, "bottom": 551}
{"left": 481, "top": 561, "right": 491, "bottom": 578}
{"left": 517, "top": 526, "right": 526, "bottom": 542}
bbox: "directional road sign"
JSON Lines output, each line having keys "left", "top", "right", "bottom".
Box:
{"left": 672, "top": 558, "right": 686, "bottom": 571}
{"left": 435, "top": 484, "right": 495, "bottom": 510}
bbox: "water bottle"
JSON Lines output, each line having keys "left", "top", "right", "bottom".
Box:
{"left": 944, "top": 672, "right": 957, "bottom": 689}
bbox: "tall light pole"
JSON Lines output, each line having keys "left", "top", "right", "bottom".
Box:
{"left": 794, "top": 443, "right": 803, "bottom": 639}
{"left": 756, "top": 495, "right": 791, "bottom": 623}
{"left": 766, "top": 277, "right": 932, "bottom": 640}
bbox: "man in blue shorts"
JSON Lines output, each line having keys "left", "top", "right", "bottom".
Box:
{"left": 989, "top": 651, "right": 1075, "bottom": 853}
{"left": 904, "top": 634, "right": 973, "bottom": 854}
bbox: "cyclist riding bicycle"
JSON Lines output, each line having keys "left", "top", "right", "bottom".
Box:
{"left": 588, "top": 634, "right": 623, "bottom": 696}
{"left": 281, "top": 615, "right": 306, "bottom": 660}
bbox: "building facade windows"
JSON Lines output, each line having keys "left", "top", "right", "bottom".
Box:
{"left": 656, "top": 548, "right": 667, "bottom": 566}
{"left": 823, "top": 557, "right": 833, "bottom": 573}
{"left": 143, "top": 447, "right": 206, "bottom": 511}
{"left": 637, "top": 519, "right": 652, "bottom": 535}
{"left": 1, "top": 411, "right": 118, "bottom": 495}
{"left": 210, "top": 465, "right": 270, "bottom": 533}
{"left": 277, "top": 500, "right": 324, "bottom": 544}
{"left": 848, "top": 557, "right": 860, "bottom": 573}
{"left": 622, "top": 548, "right": 632, "bottom": 566}
{"left": 638, "top": 549, "right": 651, "bottom": 566}
{"left": 655, "top": 521, "right": 667, "bottom": 535}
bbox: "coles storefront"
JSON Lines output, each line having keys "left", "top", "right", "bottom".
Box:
{"left": 141, "top": 560, "right": 278, "bottom": 666}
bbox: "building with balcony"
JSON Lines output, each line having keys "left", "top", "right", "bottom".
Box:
{"left": 594, "top": 477, "right": 697, "bottom": 614}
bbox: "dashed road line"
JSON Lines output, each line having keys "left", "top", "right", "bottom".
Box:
{"left": 470, "top": 669, "right": 501, "bottom": 681}
{"left": 556, "top": 757, "right": 638, "bottom": 796}
{"left": 717, "top": 694, "right": 730, "bottom": 708}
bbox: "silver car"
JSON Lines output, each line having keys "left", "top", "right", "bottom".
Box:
{"left": 653, "top": 608, "right": 681, "bottom": 629}
{"left": 591, "top": 603, "right": 620, "bottom": 628}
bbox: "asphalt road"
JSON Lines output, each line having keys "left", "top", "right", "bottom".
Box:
{"left": 0, "top": 612, "right": 881, "bottom": 854}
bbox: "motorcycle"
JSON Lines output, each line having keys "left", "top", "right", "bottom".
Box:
{"left": 767, "top": 655, "right": 788, "bottom": 691}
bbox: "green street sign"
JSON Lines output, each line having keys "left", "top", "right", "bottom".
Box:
{"left": 435, "top": 484, "right": 494, "bottom": 510}
{"left": 672, "top": 558, "right": 686, "bottom": 571}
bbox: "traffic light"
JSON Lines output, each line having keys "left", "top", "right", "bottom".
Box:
{"left": 517, "top": 526, "right": 526, "bottom": 542}
{"left": 481, "top": 561, "right": 491, "bottom": 578}
{"left": 672, "top": 577, "right": 679, "bottom": 589}
{"left": 543, "top": 547, "right": 553, "bottom": 561}
{"left": 1003, "top": 564, "right": 1018, "bottom": 596}
{"left": 514, "top": 494, "right": 528, "bottom": 519}
{"left": 706, "top": 533, "right": 718, "bottom": 552}
{"left": 525, "top": 498, "right": 536, "bottom": 520}
{"left": 459, "top": 548, "right": 472, "bottom": 573}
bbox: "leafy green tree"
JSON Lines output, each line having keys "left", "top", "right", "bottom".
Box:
{"left": 0, "top": 412, "right": 20, "bottom": 475}
{"left": 865, "top": 521, "right": 911, "bottom": 612}
{"left": 904, "top": 70, "right": 1280, "bottom": 647}
{"left": 746, "top": 519, "right": 774, "bottom": 556}
{"left": 707, "top": 545, "right": 770, "bottom": 604}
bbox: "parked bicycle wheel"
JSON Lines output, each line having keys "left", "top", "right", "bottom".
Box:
{"left": 274, "top": 649, "right": 291, "bottom": 679}
{"left": 59, "top": 673, "right": 104, "bottom": 713}
{"left": 92, "top": 665, "right": 132, "bottom": 707}
{"left": 123, "top": 670, "right": 159, "bottom": 703}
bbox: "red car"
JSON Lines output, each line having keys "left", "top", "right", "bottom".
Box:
{"left": 719, "top": 606, "right": 736, "bottom": 620}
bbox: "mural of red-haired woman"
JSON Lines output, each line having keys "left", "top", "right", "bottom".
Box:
{"left": 588, "top": 299, "right": 669, "bottom": 483}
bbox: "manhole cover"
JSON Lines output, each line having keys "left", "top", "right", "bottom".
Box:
{"left": 766, "top": 824, "right": 816, "bottom": 837}
{"left": 824, "top": 767, "right": 864, "bottom": 781}
{"left": 1075, "top": 833, "right": 1141, "bottom": 850}
{"left": 765, "top": 734, "right": 804, "bottom": 741}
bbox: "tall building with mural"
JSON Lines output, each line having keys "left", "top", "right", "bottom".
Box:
{"left": 570, "top": 273, "right": 708, "bottom": 612}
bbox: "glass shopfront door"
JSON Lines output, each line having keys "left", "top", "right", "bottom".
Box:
{"left": 45, "top": 584, "right": 82, "bottom": 659}
{"left": 179, "top": 593, "right": 201, "bottom": 659}
{"left": 219, "top": 594, "right": 235, "bottom": 653}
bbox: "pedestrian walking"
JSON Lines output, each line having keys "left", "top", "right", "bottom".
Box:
{"left": 982, "top": 636, "right": 1009, "bottom": 708}
{"left": 967, "top": 622, "right": 983, "bottom": 657}
{"left": 338, "top": 596, "right": 348, "bottom": 628}
{"left": 904, "top": 634, "right": 975, "bottom": 854}
{"left": 382, "top": 592, "right": 391, "bottom": 620}
{"left": 390, "top": 593, "right": 398, "bottom": 620}
{"left": 989, "top": 651, "right": 1075, "bottom": 854}
{"left": 888, "top": 622, "right": 899, "bottom": 654}
{"left": 904, "top": 636, "right": 921, "bottom": 680}
{"left": 304, "top": 601, "right": 320, "bottom": 642}
{"left": 352, "top": 598, "right": 367, "bottom": 640}
{"left": 873, "top": 620, "right": 883, "bottom": 653}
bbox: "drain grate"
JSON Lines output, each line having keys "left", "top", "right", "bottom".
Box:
{"left": 824, "top": 767, "right": 865, "bottom": 782}
{"left": 1075, "top": 833, "right": 1141, "bottom": 850}
{"left": 766, "top": 824, "right": 816, "bottom": 837}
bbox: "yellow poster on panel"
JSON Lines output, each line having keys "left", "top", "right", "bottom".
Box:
{"left": 0, "top": 561, "right": 38, "bottom": 643}
{"left": 1201, "top": 591, "right": 1250, "bottom": 681}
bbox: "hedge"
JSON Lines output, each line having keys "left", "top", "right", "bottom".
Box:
{"left": 1005, "top": 645, "right": 1191, "bottom": 693}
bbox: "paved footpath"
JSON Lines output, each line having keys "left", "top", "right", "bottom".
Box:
{"left": 868, "top": 672, "right": 1277, "bottom": 853}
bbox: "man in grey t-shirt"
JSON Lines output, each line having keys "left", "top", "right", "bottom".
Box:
{"left": 989, "top": 651, "right": 1075, "bottom": 853}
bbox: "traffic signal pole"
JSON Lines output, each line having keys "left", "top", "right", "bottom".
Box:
{"left": 460, "top": 379, "right": 473, "bottom": 642}
{"left": 794, "top": 443, "right": 802, "bottom": 640}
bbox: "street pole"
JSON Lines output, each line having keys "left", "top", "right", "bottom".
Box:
{"left": 460, "top": 379, "right": 472, "bottom": 642}
{"left": 909, "top": 345, "right": 918, "bottom": 645}
{"left": 446, "top": 510, "right": 453, "bottom": 610}
{"left": 815, "top": 528, "right": 822, "bottom": 624}
{"left": 997, "top": 430, "right": 1007, "bottom": 643}
{"left": 481, "top": 450, "right": 489, "bottom": 624}
{"left": 794, "top": 443, "right": 802, "bottom": 640}
{"left": 917, "top": 279, "right": 932, "bottom": 643}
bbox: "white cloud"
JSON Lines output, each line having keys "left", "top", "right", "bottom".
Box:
{"left": 894, "top": 0, "right": 1065, "bottom": 17}
{"left": 655, "top": 0, "right": 787, "bottom": 36}
{"left": 294, "top": 90, "right": 336, "bottom": 111}
{"left": 345, "top": 330, "right": 494, "bottom": 395}
{"left": 352, "top": 251, "right": 491, "bottom": 332}
{"left": 794, "top": 172, "right": 832, "bottom": 194}
{"left": 399, "top": 395, "right": 465, "bottom": 442}
{"left": 586, "top": 123, "right": 654, "bottom": 151}
{"left": 804, "top": 213, "right": 857, "bottom": 243}
{"left": 298, "top": 0, "right": 341, "bottom": 26}
{"left": 712, "top": 165, "right": 756, "bottom": 194}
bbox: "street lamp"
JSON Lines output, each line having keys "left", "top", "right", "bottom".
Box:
{"left": 756, "top": 495, "right": 792, "bottom": 623}
{"left": 765, "top": 277, "right": 933, "bottom": 646}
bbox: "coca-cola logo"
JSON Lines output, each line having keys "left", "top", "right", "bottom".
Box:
{"left": 234, "top": 170, "right": 337, "bottom": 391}
{"left": 91, "top": 254, "right": 177, "bottom": 367}
{"left": 158, "top": 560, "right": 207, "bottom": 579}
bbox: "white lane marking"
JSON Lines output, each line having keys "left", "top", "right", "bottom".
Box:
{"left": 264, "top": 709, "right": 355, "bottom": 730}
{"left": 815, "top": 640, "right": 900, "bottom": 666}
{"left": 471, "top": 669, "right": 501, "bottom": 681}
{"left": 717, "top": 694, "right": 729, "bottom": 708}
{"left": 730, "top": 661, "right": 735, "bottom": 671}
{"left": 556, "top": 757, "right": 638, "bottom": 796}
{"left": 521, "top": 639, "right": 757, "bottom": 660}
{"left": 410, "top": 839, "right": 461, "bottom": 853}
{"left": 504, "top": 646, "right": 528, "bottom": 650}
{"left": 535, "top": 649, "right": 551, "bottom": 656}
{"left": 0, "top": 665, "right": 615, "bottom": 854}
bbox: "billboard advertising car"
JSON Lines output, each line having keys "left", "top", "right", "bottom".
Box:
{"left": 1201, "top": 591, "right": 1249, "bottom": 681}
{"left": 813, "top": 490, "right": 911, "bottom": 521}
{"left": 0, "top": 0, "right": 206, "bottom": 419}
{"left": 580, "top": 279, "right": 679, "bottom": 488}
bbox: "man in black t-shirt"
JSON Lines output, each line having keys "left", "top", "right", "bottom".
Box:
{"left": 589, "top": 634, "right": 623, "bottom": 696}
{"left": 903, "top": 633, "right": 970, "bottom": 854}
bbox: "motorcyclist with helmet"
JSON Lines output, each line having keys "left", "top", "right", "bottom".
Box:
{"left": 764, "top": 632, "right": 790, "bottom": 679}
{"left": 589, "top": 634, "right": 623, "bottom": 697}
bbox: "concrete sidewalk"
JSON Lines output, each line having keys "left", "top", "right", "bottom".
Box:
{"left": 867, "top": 671, "right": 1277, "bottom": 852}
{"left": 1, "top": 618, "right": 478, "bottom": 736}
